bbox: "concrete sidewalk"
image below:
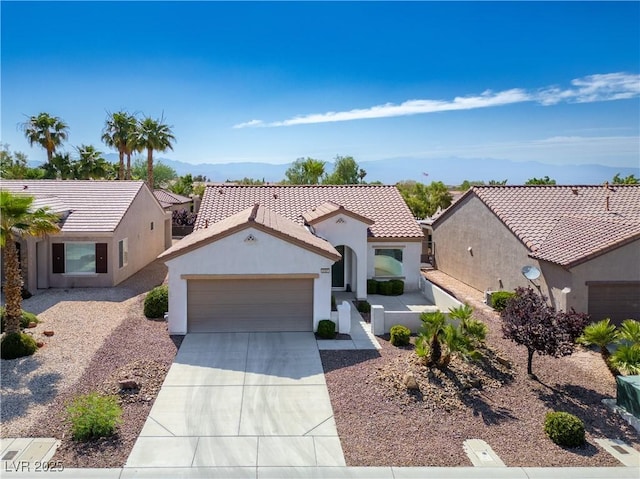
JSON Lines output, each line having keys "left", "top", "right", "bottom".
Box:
{"left": 125, "top": 332, "right": 345, "bottom": 469}
{"left": 3, "top": 466, "right": 638, "bottom": 478}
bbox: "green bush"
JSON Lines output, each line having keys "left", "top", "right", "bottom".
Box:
{"left": 317, "top": 319, "right": 337, "bottom": 339}
{"left": 1, "top": 332, "right": 38, "bottom": 359}
{"left": 356, "top": 300, "right": 371, "bottom": 314}
{"left": 377, "top": 281, "right": 393, "bottom": 295}
{"left": 144, "top": 285, "right": 168, "bottom": 318}
{"left": 490, "top": 291, "right": 516, "bottom": 312}
{"left": 544, "top": 411, "right": 585, "bottom": 448}
{"left": 389, "top": 279, "right": 405, "bottom": 296}
{"left": 0, "top": 307, "right": 39, "bottom": 333}
{"left": 390, "top": 325, "right": 411, "bottom": 346}
{"left": 367, "top": 279, "right": 378, "bottom": 295}
{"left": 66, "top": 393, "right": 122, "bottom": 441}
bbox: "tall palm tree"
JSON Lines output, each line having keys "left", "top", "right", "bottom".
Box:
{"left": 75, "top": 144, "right": 109, "bottom": 179}
{"left": 122, "top": 113, "right": 140, "bottom": 180}
{"left": 102, "top": 111, "right": 136, "bottom": 180}
{"left": 136, "top": 115, "right": 175, "bottom": 190}
{"left": 20, "top": 113, "right": 69, "bottom": 164}
{"left": 0, "top": 191, "right": 60, "bottom": 335}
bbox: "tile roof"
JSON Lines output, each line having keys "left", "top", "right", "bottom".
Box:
{"left": 196, "top": 185, "right": 423, "bottom": 239}
{"left": 0, "top": 180, "right": 147, "bottom": 233}
{"left": 153, "top": 189, "right": 192, "bottom": 208}
{"left": 160, "top": 204, "right": 341, "bottom": 261}
{"left": 302, "top": 201, "right": 374, "bottom": 226}
{"left": 445, "top": 185, "right": 640, "bottom": 267}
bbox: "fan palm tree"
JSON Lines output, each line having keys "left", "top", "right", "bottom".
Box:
{"left": 136, "top": 115, "right": 175, "bottom": 190}
{"left": 578, "top": 318, "right": 619, "bottom": 375}
{"left": 20, "top": 113, "right": 69, "bottom": 164}
{"left": 75, "top": 144, "right": 109, "bottom": 179}
{"left": 0, "top": 191, "right": 60, "bottom": 335}
{"left": 122, "top": 113, "right": 140, "bottom": 180}
{"left": 102, "top": 111, "right": 136, "bottom": 180}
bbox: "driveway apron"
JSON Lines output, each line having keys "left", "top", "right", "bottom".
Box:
{"left": 126, "top": 332, "right": 345, "bottom": 468}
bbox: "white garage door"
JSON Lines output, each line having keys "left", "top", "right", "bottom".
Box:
{"left": 187, "top": 278, "right": 314, "bottom": 332}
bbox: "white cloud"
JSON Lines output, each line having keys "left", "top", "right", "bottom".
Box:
{"left": 232, "top": 119, "right": 264, "bottom": 129}
{"left": 233, "top": 72, "right": 640, "bottom": 128}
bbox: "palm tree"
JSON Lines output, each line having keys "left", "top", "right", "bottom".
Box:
{"left": 102, "top": 111, "right": 136, "bottom": 180}
{"left": 0, "top": 191, "right": 60, "bottom": 336}
{"left": 136, "top": 115, "right": 175, "bottom": 190}
{"left": 123, "top": 113, "right": 140, "bottom": 180}
{"left": 578, "top": 318, "right": 619, "bottom": 376}
{"left": 20, "top": 113, "right": 69, "bottom": 164}
{"left": 75, "top": 144, "right": 109, "bottom": 179}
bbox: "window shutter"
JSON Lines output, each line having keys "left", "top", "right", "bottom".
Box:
{"left": 52, "top": 243, "right": 65, "bottom": 274}
{"left": 96, "top": 243, "right": 108, "bottom": 273}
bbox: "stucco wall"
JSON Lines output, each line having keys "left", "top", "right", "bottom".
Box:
{"left": 113, "top": 187, "right": 170, "bottom": 285}
{"left": 313, "top": 213, "right": 369, "bottom": 299}
{"left": 367, "top": 241, "right": 422, "bottom": 291}
{"left": 433, "top": 195, "right": 541, "bottom": 295}
{"left": 164, "top": 226, "right": 335, "bottom": 335}
{"left": 569, "top": 239, "right": 640, "bottom": 313}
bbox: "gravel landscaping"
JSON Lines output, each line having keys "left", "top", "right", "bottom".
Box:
{"left": 320, "top": 271, "right": 640, "bottom": 467}
{"left": 2, "top": 263, "right": 639, "bottom": 468}
{"left": 0, "top": 260, "right": 181, "bottom": 467}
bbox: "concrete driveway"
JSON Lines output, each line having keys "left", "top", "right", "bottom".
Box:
{"left": 126, "top": 332, "right": 345, "bottom": 469}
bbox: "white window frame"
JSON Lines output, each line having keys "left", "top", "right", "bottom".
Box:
{"left": 119, "top": 238, "right": 129, "bottom": 269}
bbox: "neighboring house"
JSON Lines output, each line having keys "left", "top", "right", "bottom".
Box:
{"left": 159, "top": 185, "right": 423, "bottom": 334}
{"left": 1, "top": 180, "right": 171, "bottom": 290}
{"left": 153, "top": 189, "right": 197, "bottom": 213}
{"left": 432, "top": 184, "right": 640, "bottom": 324}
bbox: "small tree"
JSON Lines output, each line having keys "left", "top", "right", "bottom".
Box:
{"left": 501, "top": 287, "right": 589, "bottom": 379}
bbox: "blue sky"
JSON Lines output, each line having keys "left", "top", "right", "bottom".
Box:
{"left": 2, "top": 1, "right": 639, "bottom": 171}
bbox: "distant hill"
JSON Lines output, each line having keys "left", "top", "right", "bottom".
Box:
{"left": 37, "top": 153, "right": 638, "bottom": 186}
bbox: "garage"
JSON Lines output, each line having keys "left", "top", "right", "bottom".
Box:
{"left": 187, "top": 277, "right": 314, "bottom": 332}
{"left": 588, "top": 282, "right": 640, "bottom": 325}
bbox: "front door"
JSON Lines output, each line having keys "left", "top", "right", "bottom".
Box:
{"left": 332, "top": 245, "right": 345, "bottom": 288}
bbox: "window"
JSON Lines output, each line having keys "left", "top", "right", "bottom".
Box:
{"left": 52, "top": 242, "right": 107, "bottom": 274}
{"left": 119, "top": 238, "right": 128, "bottom": 268}
{"left": 374, "top": 248, "right": 403, "bottom": 277}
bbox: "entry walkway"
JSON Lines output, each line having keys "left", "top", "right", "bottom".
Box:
{"left": 125, "top": 332, "right": 345, "bottom": 469}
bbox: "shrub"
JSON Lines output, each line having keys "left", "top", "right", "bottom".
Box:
{"left": 491, "top": 291, "right": 516, "bottom": 311}
{"left": 389, "top": 279, "right": 405, "bottom": 296}
{"left": 377, "top": 281, "right": 393, "bottom": 295}
{"left": 390, "top": 325, "right": 411, "bottom": 346}
{"left": 66, "top": 393, "right": 122, "bottom": 441}
{"left": 544, "top": 411, "right": 585, "bottom": 448}
{"left": 367, "top": 279, "right": 378, "bottom": 295}
{"left": 0, "top": 307, "right": 39, "bottom": 333}
{"left": 144, "top": 285, "right": 168, "bottom": 318}
{"left": 317, "top": 319, "right": 336, "bottom": 339}
{"left": 1, "top": 332, "right": 38, "bottom": 359}
{"left": 356, "top": 300, "right": 371, "bottom": 314}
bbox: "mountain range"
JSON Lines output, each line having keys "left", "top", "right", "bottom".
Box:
{"left": 49, "top": 154, "right": 640, "bottom": 186}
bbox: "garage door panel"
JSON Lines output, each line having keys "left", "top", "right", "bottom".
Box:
{"left": 588, "top": 283, "right": 640, "bottom": 326}
{"left": 187, "top": 278, "right": 313, "bottom": 333}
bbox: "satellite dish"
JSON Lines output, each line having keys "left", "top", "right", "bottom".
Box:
{"left": 521, "top": 265, "right": 541, "bottom": 281}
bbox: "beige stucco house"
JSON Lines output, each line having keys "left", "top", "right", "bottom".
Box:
{"left": 432, "top": 184, "right": 640, "bottom": 324}
{"left": 1, "top": 180, "right": 171, "bottom": 291}
{"left": 159, "top": 184, "right": 423, "bottom": 334}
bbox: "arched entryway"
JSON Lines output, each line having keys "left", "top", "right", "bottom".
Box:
{"left": 332, "top": 244, "right": 358, "bottom": 292}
